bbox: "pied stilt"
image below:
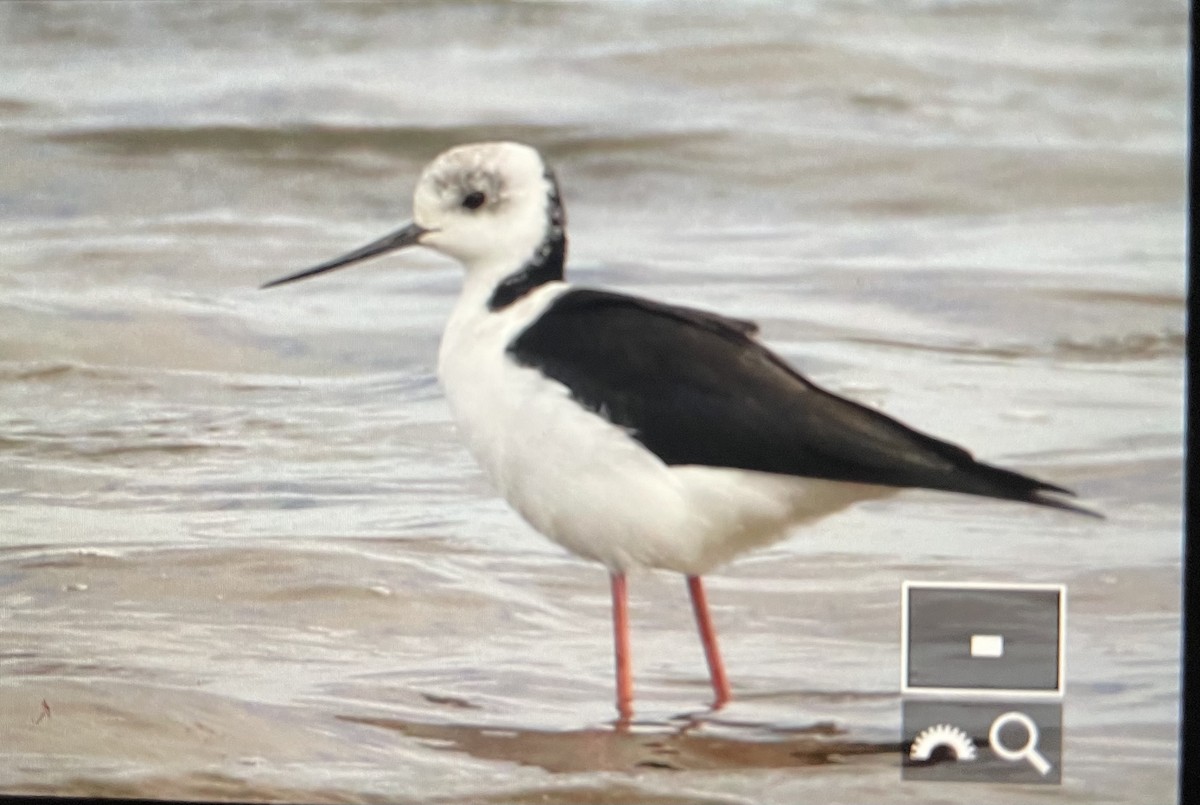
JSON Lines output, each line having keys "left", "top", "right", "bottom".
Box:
{"left": 263, "top": 141, "right": 1098, "bottom": 720}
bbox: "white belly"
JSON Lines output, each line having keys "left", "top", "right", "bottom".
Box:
{"left": 437, "top": 282, "right": 895, "bottom": 575}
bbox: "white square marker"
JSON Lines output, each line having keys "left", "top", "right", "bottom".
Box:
{"left": 902, "top": 581, "right": 1065, "bottom": 697}
{"left": 970, "top": 634, "right": 1005, "bottom": 658}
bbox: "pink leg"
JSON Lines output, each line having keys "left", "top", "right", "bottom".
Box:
{"left": 610, "top": 572, "right": 634, "bottom": 720}
{"left": 687, "top": 575, "right": 731, "bottom": 708}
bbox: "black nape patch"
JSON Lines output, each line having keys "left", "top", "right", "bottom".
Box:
{"left": 488, "top": 232, "right": 565, "bottom": 310}
{"left": 488, "top": 166, "right": 568, "bottom": 311}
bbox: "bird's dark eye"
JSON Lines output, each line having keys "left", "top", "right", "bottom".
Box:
{"left": 462, "top": 191, "right": 487, "bottom": 210}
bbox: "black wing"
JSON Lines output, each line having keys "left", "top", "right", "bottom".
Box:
{"left": 508, "top": 288, "right": 1097, "bottom": 517}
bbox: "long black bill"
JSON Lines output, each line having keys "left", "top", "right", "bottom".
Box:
{"left": 260, "top": 221, "right": 428, "bottom": 289}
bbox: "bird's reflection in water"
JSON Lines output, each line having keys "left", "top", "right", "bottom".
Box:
{"left": 339, "top": 704, "right": 902, "bottom": 773}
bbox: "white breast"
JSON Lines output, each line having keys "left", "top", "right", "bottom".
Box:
{"left": 436, "top": 282, "right": 895, "bottom": 575}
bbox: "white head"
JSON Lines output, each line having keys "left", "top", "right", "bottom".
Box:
{"left": 261, "top": 141, "right": 566, "bottom": 294}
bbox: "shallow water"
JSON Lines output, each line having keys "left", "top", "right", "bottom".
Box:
{"left": 0, "top": 1, "right": 1187, "bottom": 803}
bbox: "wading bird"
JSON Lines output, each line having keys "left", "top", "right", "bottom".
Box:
{"left": 263, "top": 142, "right": 1097, "bottom": 720}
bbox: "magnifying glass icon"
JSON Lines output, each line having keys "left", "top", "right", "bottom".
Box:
{"left": 989, "top": 711, "right": 1052, "bottom": 776}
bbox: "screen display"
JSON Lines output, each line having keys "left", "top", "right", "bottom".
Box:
{"left": 0, "top": 2, "right": 1186, "bottom": 803}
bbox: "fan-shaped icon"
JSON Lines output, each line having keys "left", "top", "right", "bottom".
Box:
{"left": 909, "top": 723, "right": 978, "bottom": 762}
